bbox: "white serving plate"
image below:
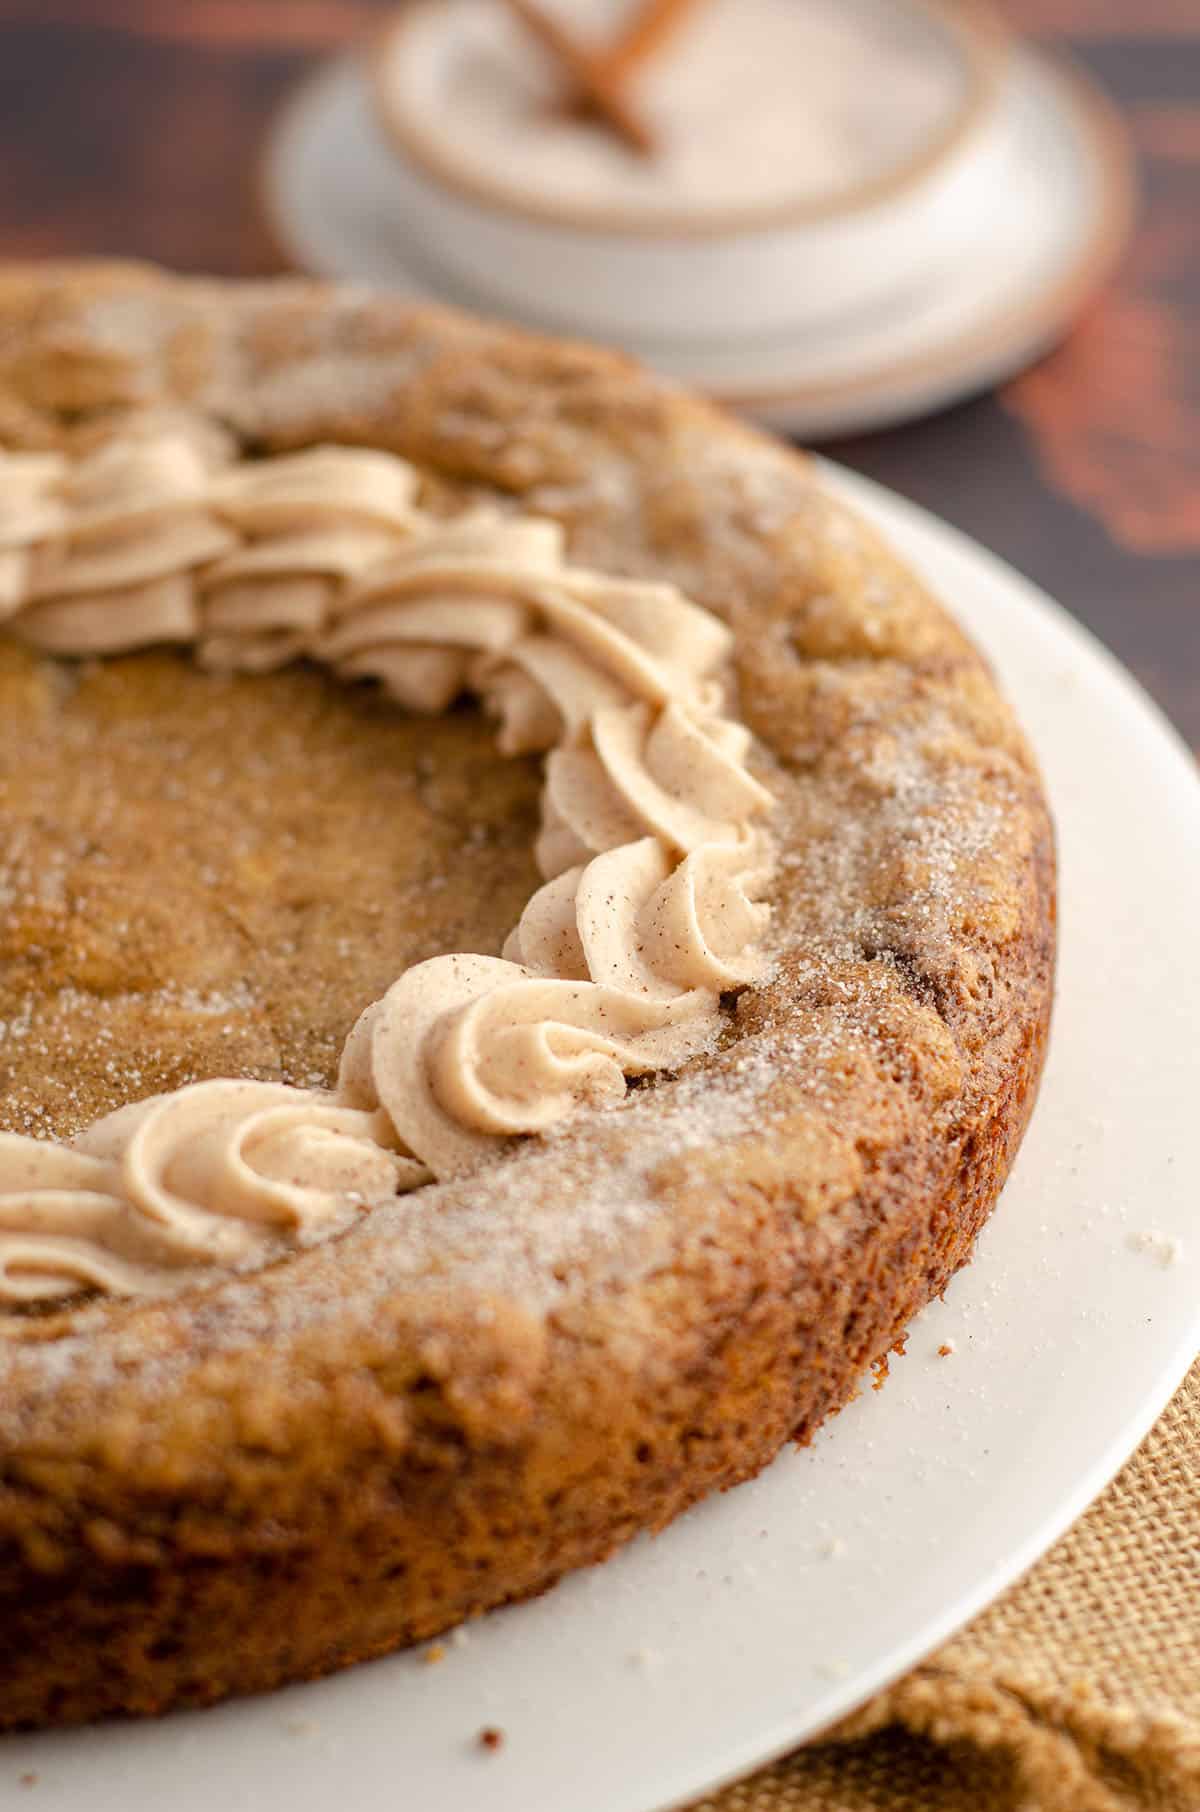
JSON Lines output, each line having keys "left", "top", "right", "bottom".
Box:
{"left": 6, "top": 464, "right": 1199, "bottom": 1812}
{"left": 260, "top": 46, "right": 1132, "bottom": 438}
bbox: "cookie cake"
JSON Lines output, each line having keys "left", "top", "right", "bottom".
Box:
{"left": 0, "top": 262, "right": 1054, "bottom": 1727}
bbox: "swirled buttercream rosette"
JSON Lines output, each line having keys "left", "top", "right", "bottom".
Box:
{"left": 0, "top": 1084, "right": 426, "bottom": 1300}
{"left": 338, "top": 953, "right": 718, "bottom": 1179}
{"left": 0, "top": 452, "right": 67, "bottom": 621}
{"left": 319, "top": 513, "right": 559, "bottom": 710}
{"left": 11, "top": 435, "right": 236, "bottom": 655}
{"left": 199, "top": 446, "right": 426, "bottom": 672}
{"left": 535, "top": 700, "right": 772, "bottom": 876}
{"left": 505, "top": 834, "right": 774, "bottom": 997}
{"left": 0, "top": 431, "right": 777, "bottom": 1303}
{"left": 320, "top": 511, "right": 731, "bottom": 726}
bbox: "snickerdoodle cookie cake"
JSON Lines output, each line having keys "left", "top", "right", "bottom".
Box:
{"left": 0, "top": 263, "right": 1054, "bottom": 1728}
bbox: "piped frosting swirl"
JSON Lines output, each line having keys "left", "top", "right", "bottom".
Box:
{"left": 0, "top": 433, "right": 776, "bottom": 1303}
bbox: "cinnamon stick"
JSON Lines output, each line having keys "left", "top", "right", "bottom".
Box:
{"left": 501, "top": 0, "right": 657, "bottom": 156}
{"left": 600, "top": 0, "right": 704, "bottom": 84}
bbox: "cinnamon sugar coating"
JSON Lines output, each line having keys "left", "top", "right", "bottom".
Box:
{"left": 0, "top": 264, "right": 1054, "bottom": 1728}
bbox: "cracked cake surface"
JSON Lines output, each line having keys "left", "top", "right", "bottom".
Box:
{"left": 0, "top": 262, "right": 1054, "bottom": 1728}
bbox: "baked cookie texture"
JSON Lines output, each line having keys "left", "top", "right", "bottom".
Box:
{"left": 0, "top": 263, "right": 1054, "bottom": 1728}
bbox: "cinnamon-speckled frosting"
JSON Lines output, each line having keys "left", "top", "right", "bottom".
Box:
{"left": 0, "top": 434, "right": 775, "bottom": 1301}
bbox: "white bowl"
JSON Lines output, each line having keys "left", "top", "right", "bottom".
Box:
{"left": 370, "top": 0, "right": 1011, "bottom": 344}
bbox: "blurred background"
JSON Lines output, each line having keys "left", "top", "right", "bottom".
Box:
{"left": 0, "top": 0, "right": 1195, "bottom": 751}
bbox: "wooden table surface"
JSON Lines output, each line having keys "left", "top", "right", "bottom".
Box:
{"left": 0, "top": 0, "right": 1196, "bottom": 753}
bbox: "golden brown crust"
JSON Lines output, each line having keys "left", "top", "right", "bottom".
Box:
{"left": 0, "top": 262, "right": 1054, "bottom": 1727}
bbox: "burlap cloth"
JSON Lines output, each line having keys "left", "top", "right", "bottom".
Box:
{"left": 697, "top": 1358, "right": 1200, "bottom": 1812}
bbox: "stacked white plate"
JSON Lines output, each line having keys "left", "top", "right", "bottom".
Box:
{"left": 261, "top": 0, "right": 1133, "bottom": 437}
